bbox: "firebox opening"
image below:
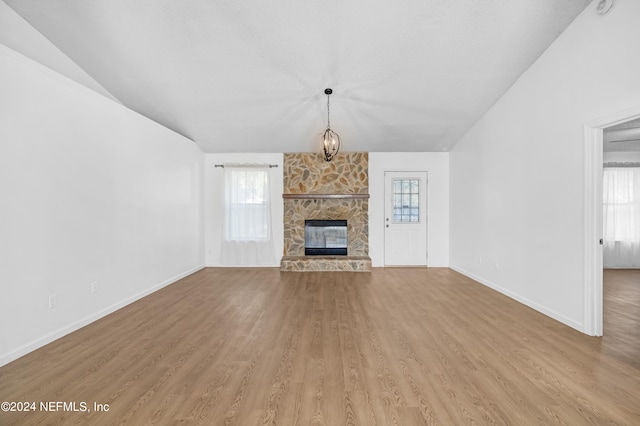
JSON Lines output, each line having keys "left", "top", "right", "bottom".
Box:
{"left": 305, "top": 220, "right": 347, "bottom": 256}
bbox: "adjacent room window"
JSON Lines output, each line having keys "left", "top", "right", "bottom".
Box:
{"left": 221, "top": 164, "right": 274, "bottom": 265}
{"left": 603, "top": 167, "right": 640, "bottom": 268}
{"left": 392, "top": 178, "right": 420, "bottom": 223}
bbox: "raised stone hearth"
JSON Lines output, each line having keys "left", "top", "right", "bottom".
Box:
{"left": 280, "top": 256, "right": 371, "bottom": 272}
{"left": 281, "top": 152, "right": 371, "bottom": 272}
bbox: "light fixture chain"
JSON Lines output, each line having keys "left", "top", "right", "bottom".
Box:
{"left": 327, "top": 94, "right": 331, "bottom": 129}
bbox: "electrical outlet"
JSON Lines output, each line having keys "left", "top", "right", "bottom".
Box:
{"left": 91, "top": 282, "right": 98, "bottom": 294}
{"left": 49, "top": 294, "right": 57, "bottom": 310}
{"left": 478, "top": 255, "right": 483, "bottom": 265}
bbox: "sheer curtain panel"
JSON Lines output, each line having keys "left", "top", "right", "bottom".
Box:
{"left": 221, "top": 164, "right": 275, "bottom": 265}
{"left": 603, "top": 167, "right": 640, "bottom": 268}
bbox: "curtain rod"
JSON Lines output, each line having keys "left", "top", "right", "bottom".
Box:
{"left": 214, "top": 164, "right": 278, "bottom": 168}
{"left": 604, "top": 162, "right": 640, "bottom": 168}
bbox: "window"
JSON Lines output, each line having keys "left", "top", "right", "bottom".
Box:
{"left": 224, "top": 167, "right": 271, "bottom": 241}
{"left": 602, "top": 167, "right": 640, "bottom": 268}
{"left": 392, "top": 178, "right": 420, "bottom": 223}
{"left": 603, "top": 167, "right": 640, "bottom": 243}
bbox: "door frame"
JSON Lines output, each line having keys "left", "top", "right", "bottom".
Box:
{"left": 584, "top": 104, "right": 640, "bottom": 336}
{"left": 383, "top": 170, "right": 428, "bottom": 266}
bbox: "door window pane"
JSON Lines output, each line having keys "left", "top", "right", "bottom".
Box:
{"left": 391, "top": 178, "right": 420, "bottom": 223}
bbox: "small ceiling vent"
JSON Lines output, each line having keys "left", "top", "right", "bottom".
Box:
{"left": 596, "top": 0, "right": 614, "bottom": 15}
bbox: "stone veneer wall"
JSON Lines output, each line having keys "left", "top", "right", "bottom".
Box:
{"left": 284, "top": 152, "right": 368, "bottom": 195}
{"left": 283, "top": 198, "right": 369, "bottom": 256}
{"left": 281, "top": 152, "right": 371, "bottom": 271}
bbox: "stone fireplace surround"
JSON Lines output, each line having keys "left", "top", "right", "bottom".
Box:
{"left": 280, "top": 152, "right": 372, "bottom": 272}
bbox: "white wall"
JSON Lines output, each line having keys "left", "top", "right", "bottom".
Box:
{"left": 205, "top": 153, "right": 284, "bottom": 266}
{"left": 369, "top": 152, "right": 449, "bottom": 267}
{"left": 450, "top": 0, "right": 640, "bottom": 332}
{"left": 0, "top": 45, "right": 204, "bottom": 366}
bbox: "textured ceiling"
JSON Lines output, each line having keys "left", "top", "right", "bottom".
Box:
{"left": 4, "top": 0, "right": 592, "bottom": 153}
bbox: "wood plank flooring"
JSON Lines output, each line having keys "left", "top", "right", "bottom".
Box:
{"left": 1, "top": 268, "right": 639, "bottom": 425}
{"left": 603, "top": 268, "right": 640, "bottom": 370}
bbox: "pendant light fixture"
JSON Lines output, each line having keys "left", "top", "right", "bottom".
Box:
{"left": 320, "top": 88, "right": 341, "bottom": 162}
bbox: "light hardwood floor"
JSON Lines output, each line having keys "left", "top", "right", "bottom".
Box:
{"left": 603, "top": 268, "right": 640, "bottom": 370}
{"left": 1, "top": 268, "right": 639, "bottom": 425}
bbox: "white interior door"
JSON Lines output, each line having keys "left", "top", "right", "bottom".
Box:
{"left": 384, "top": 171, "right": 428, "bottom": 266}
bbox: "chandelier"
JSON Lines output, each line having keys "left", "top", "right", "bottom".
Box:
{"left": 320, "top": 88, "right": 341, "bottom": 162}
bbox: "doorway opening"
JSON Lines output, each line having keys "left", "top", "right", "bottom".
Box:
{"left": 584, "top": 105, "right": 640, "bottom": 336}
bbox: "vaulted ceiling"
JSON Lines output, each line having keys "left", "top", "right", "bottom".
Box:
{"left": 4, "top": 0, "right": 593, "bottom": 153}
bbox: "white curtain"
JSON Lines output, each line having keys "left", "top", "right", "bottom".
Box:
{"left": 221, "top": 164, "right": 275, "bottom": 265}
{"left": 603, "top": 167, "right": 640, "bottom": 268}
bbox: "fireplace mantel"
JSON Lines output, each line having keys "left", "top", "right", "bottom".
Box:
{"left": 282, "top": 193, "right": 369, "bottom": 200}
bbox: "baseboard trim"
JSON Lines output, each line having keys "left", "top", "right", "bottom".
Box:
{"left": 205, "top": 264, "right": 280, "bottom": 268}
{"left": 0, "top": 265, "right": 205, "bottom": 367}
{"left": 449, "top": 265, "right": 584, "bottom": 333}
